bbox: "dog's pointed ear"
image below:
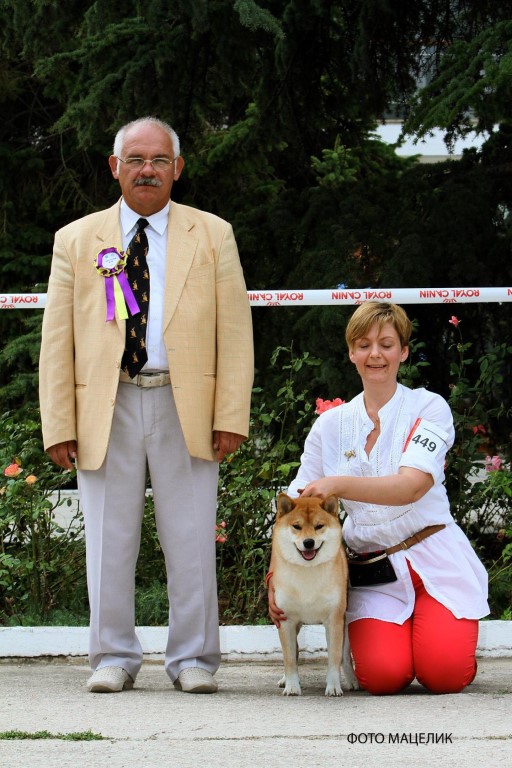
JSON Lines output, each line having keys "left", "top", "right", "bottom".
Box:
{"left": 322, "top": 495, "right": 339, "bottom": 516}
{"left": 277, "top": 493, "right": 295, "bottom": 517}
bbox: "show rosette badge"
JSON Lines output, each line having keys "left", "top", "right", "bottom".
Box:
{"left": 95, "top": 247, "right": 140, "bottom": 321}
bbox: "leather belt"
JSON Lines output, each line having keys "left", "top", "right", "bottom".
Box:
{"left": 119, "top": 370, "right": 171, "bottom": 388}
{"left": 385, "top": 524, "right": 446, "bottom": 555}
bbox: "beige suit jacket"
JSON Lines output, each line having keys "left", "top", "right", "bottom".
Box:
{"left": 39, "top": 199, "right": 254, "bottom": 469}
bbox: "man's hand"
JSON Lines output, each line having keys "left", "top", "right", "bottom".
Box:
{"left": 47, "top": 441, "right": 77, "bottom": 470}
{"left": 212, "top": 431, "right": 246, "bottom": 463}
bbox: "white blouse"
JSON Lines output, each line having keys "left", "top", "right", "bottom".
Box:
{"left": 287, "top": 384, "right": 489, "bottom": 624}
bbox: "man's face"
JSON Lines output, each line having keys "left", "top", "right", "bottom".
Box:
{"left": 108, "top": 122, "right": 184, "bottom": 216}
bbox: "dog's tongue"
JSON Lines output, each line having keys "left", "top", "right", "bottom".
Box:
{"left": 301, "top": 549, "right": 317, "bottom": 561}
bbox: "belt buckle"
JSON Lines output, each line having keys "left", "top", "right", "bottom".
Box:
{"left": 136, "top": 372, "right": 168, "bottom": 388}
{"left": 138, "top": 372, "right": 158, "bottom": 387}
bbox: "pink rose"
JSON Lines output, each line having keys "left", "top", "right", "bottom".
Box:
{"left": 472, "top": 424, "right": 486, "bottom": 435}
{"left": 315, "top": 397, "right": 345, "bottom": 415}
{"left": 215, "top": 521, "right": 227, "bottom": 542}
{"left": 448, "top": 316, "right": 459, "bottom": 327}
{"left": 485, "top": 455, "right": 503, "bottom": 472}
{"left": 4, "top": 463, "right": 22, "bottom": 478}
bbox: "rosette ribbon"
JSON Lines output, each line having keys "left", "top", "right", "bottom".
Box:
{"left": 95, "top": 247, "right": 140, "bottom": 321}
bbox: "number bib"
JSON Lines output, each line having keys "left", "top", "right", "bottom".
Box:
{"left": 403, "top": 418, "right": 449, "bottom": 462}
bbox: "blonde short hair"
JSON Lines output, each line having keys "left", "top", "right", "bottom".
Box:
{"left": 345, "top": 302, "right": 412, "bottom": 350}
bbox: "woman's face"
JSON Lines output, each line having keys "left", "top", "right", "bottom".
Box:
{"left": 349, "top": 321, "right": 409, "bottom": 386}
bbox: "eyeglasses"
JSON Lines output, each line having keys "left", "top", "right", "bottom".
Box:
{"left": 116, "top": 156, "right": 179, "bottom": 171}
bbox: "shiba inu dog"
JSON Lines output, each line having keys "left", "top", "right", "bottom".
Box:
{"left": 270, "top": 493, "right": 358, "bottom": 696}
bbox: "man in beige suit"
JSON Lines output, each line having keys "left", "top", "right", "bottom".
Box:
{"left": 39, "top": 117, "right": 254, "bottom": 694}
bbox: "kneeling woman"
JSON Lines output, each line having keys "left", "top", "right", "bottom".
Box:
{"left": 268, "top": 302, "right": 488, "bottom": 695}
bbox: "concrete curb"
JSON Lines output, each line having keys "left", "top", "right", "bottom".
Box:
{"left": 1, "top": 621, "right": 511, "bottom": 659}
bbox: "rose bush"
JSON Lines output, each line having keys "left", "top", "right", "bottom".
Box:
{"left": 1, "top": 329, "right": 510, "bottom": 625}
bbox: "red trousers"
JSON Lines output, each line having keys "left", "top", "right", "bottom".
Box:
{"left": 348, "top": 563, "right": 478, "bottom": 695}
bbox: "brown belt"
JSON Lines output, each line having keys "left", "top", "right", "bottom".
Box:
{"left": 385, "top": 524, "right": 446, "bottom": 555}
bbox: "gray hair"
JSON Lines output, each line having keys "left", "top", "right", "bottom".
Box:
{"left": 113, "top": 117, "right": 180, "bottom": 158}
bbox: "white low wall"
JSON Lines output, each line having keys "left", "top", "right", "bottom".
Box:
{"left": 0, "top": 621, "right": 510, "bottom": 659}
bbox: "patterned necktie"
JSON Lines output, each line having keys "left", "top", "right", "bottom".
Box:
{"left": 122, "top": 217, "right": 150, "bottom": 377}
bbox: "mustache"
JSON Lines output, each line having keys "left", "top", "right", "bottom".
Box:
{"left": 134, "top": 178, "right": 163, "bottom": 187}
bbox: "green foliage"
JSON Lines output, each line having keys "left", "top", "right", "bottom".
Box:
{"left": 1, "top": 1, "right": 511, "bottom": 623}
{"left": 135, "top": 580, "right": 168, "bottom": 626}
{"left": 444, "top": 321, "right": 512, "bottom": 522}
{"left": 234, "top": 0, "right": 283, "bottom": 38}
{"left": 0, "top": 311, "right": 42, "bottom": 412}
{"left": 0, "top": 410, "right": 87, "bottom": 623}
{"left": 311, "top": 133, "right": 412, "bottom": 188}
{"left": 2, "top": 0, "right": 512, "bottom": 419}
{"left": 133, "top": 494, "right": 168, "bottom": 625}
{"left": 404, "top": 19, "right": 512, "bottom": 144}
{"left": 443, "top": 319, "right": 512, "bottom": 617}
{"left": 215, "top": 346, "right": 321, "bottom": 622}
{"left": 0, "top": 730, "right": 105, "bottom": 741}
{"left": 397, "top": 322, "right": 430, "bottom": 389}
{"left": 0, "top": 339, "right": 510, "bottom": 626}
{"left": 0, "top": 412, "right": 175, "bottom": 625}
{"left": 214, "top": 337, "right": 511, "bottom": 623}
{"left": 285, "top": 143, "right": 512, "bottom": 418}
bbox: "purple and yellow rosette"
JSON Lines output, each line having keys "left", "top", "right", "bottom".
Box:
{"left": 95, "top": 247, "right": 140, "bottom": 321}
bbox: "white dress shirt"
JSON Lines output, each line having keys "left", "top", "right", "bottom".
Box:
{"left": 287, "top": 384, "right": 489, "bottom": 625}
{"left": 120, "top": 199, "right": 169, "bottom": 371}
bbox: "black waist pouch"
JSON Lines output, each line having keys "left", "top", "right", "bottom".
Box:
{"left": 347, "top": 550, "right": 398, "bottom": 587}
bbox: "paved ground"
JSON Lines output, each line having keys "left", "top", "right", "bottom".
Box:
{"left": 0, "top": 657, "right": 511, "bottom": 767}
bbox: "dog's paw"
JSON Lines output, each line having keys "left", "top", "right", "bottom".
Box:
{"left": 342, "top": 647, "right": 360, "bottom": 691}
{"left": 281, "top": 673, "right": 302, "bottom": 696}
{"left": 325, "top": 684, "right": 344, "bottom": 697}
{"left": 277, "top": 674, "right": 286, "bottom": 688}
{"left": 282, "top": 683, "right": 302, "bottom": 696}
{"left": 325, "top": 670, "right": 343, "bottom": 696}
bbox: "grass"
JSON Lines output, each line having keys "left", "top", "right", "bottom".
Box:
{"left": 0, "top": 729, "right": 105, "bottom": 741}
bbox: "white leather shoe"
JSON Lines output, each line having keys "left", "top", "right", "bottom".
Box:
{"left": 174, "top": 667, "right": 218, "bottom": 693}
{"left": 87, "top": 666, "right": 134, "bottom": 693}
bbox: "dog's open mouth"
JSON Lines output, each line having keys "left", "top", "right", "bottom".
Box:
{"left": 298, "top": 544, "right": 323, "bottom": 561}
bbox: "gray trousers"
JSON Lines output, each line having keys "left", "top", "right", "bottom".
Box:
{"left": 78, "top": 381, "right": 220, "bottom": 682}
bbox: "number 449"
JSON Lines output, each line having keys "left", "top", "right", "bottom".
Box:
{"left": 411, "top": 434, "right": 437, "bottom": 453}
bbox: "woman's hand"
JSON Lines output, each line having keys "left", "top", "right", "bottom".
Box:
{"left": 300, "top": 467, "right": 433, "bottom": 505}
{"left": 267, "top": 577, "right": 287, "bottom": 628}
{"left": 299, "top": 476, "right": 341, "bottom": 498}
